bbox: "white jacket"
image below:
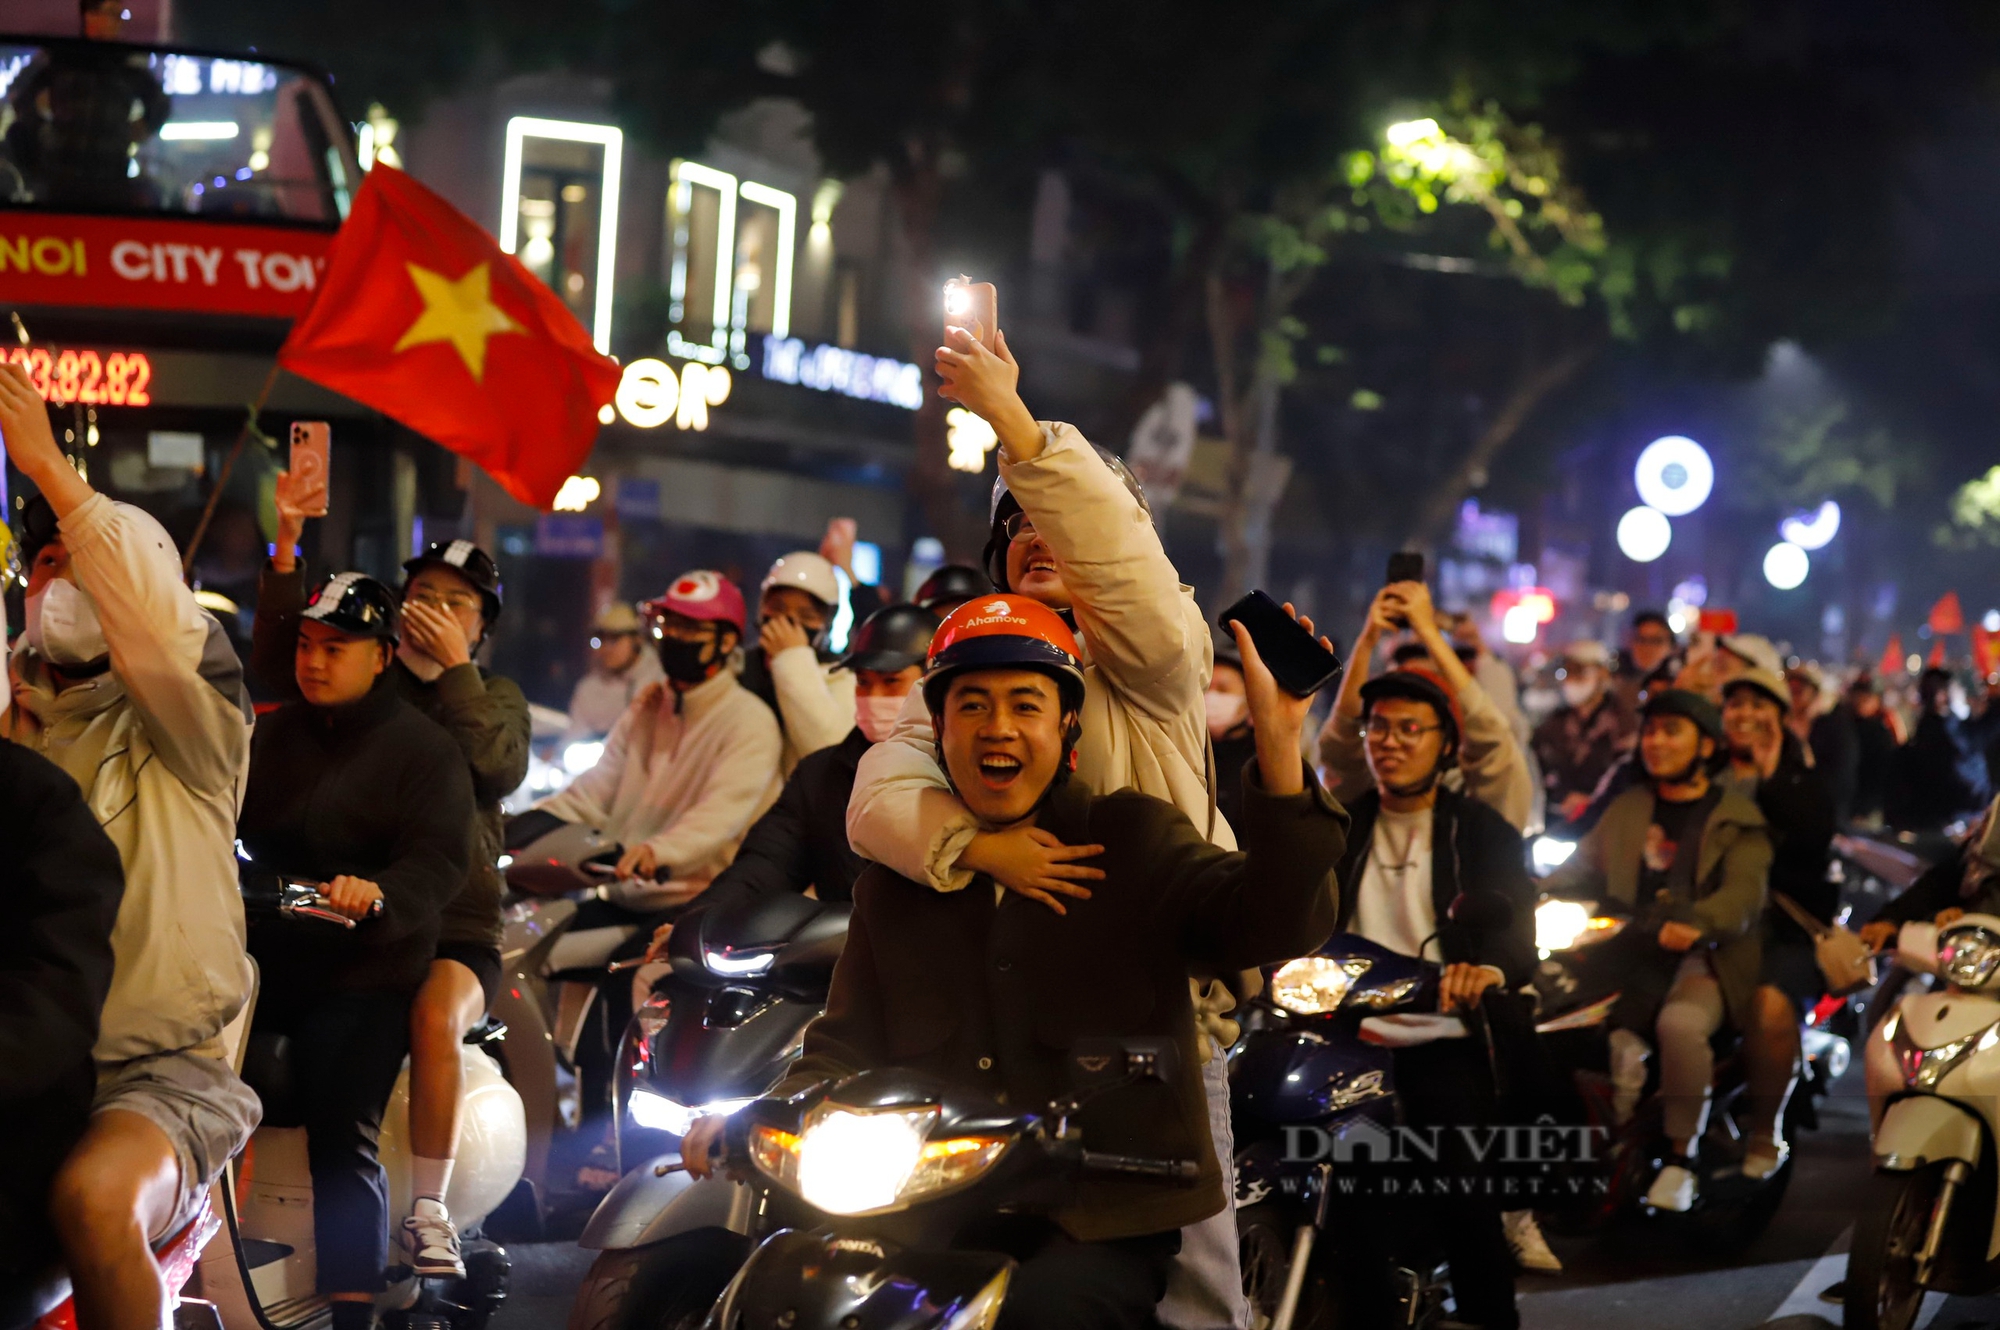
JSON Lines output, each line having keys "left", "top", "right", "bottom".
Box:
{"left": 11, "top": 495, "right": 254, "bottom": 1065}
{"left": 848, "top": 421, "right": 1230, "bottom": 892}
{"left": 769, "top": 645, "right": 857, "bottom": 774}
{"left": 565, "top": 650, "right": 664, "bottom": 740}
{"left": 536, "top": 669, "right": 782, "bottom": 909}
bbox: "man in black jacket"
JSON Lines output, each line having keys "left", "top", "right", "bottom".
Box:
{"left": 1722, "top": 669, "right": 1837, "bottom": 1180}
{"left": 237, "top": 574, "right": 473, "bottom": 1330}
{"left": 685, "top": 596, "right": 1345, "bottom": 1330}
{"left": 1332, "top": 666, "right": 1537, "bottom": 1320}
{"left": 0, "top": 742, "right": 124, "bottom": 1281}
{"left": 255, "top": 478, "right": 530, "bottom": 1277}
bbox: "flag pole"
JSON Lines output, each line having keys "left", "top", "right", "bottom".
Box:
{"left": 182, "top": 359, "right": 284, "bottom": 575}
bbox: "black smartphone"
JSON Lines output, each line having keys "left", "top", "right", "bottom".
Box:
{"left": 1385, "top": 551, "right": 1425, "bottom": 585}
{"left": 1218, "top": 590, "right": 1344, "bottom": 698}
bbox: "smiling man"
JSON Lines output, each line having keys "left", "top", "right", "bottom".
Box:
{"left": 686, "top": 595, "right": 1346, "bottom": 1330}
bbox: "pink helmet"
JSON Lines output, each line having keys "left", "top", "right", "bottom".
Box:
{"left": 643, "top": 570, "right": 747, "bottom": 633}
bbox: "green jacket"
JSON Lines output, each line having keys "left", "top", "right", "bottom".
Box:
{"left": 1544, "top": 781, "right": 1772, "bottom": 1026}
{"left": 778, "top": 763, "right": 1348, "bottom": 1242}
{"left": 251, "top": 563, "right": 531, "bottom": 949}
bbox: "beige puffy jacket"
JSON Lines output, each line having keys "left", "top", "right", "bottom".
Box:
{"left": 10, "top": 495, "right": 254, "bottom": 1065}
{"left": 769, "top": 645, "right": 858, "bottom": 775}
{"left": 846, "top": 422, "right": 1250, "bottom": 1054}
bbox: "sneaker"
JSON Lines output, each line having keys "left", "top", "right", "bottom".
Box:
{"left": 402, "top": 1198, "right": 464, "bottom": 1279}
{"left": 1645, "top": 1162, "right": 1697, "bottom": 1213}
{"left": 1503, "top": 1209, "right": 1563, "bottom": 1274}
{"left": 1741, "top": 1136, "right": 1789, "bottom": 1180}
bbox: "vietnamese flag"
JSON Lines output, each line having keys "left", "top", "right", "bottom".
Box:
{"left": 277, "top": 165, "right": 620, "bottom": 509}
{"left": 1930, "top": 639, "right": 1948, "bottom": 668}
{"left": 1974, "top": 624, "right": 1999, "bottom": 678}
{"left": 1930, "top": 591, "right": 1966, "bottom": 636}
{"left": 1879, "top": 633, "right": 1903, "bottom": 678}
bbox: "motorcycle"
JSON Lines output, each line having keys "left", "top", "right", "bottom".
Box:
{"left": 1529, "top": 893, "right": 1847, "bottom": 1247}
{"left": 1227, "top": 933, "right": 1458, "bottom": 1330}
{"left": 7, "top": 877, "right": 528, "bottom": 1330}
{"left": 680, "top": 1041, "right": 1199, "bottom": 1330}
{"left": 565, "top": 892, "right": 849, "bottom": 1330}
{"left": 1847, "top": 914, "right": 2000, "bottom": 1330}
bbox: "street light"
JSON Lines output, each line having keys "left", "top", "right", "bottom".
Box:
{"left": 1634, "top": 436, "right": 1714, "bottom": 516}
{"left": 1616, "top": 506, "right": 1672, "bottom": 563}
{"left": 1763, "top": 541, "right": 1809, "bottom": 590}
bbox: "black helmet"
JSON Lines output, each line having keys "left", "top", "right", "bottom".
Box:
{"left": 302, "top": 572, "right": 400, "bottom": 643}
{"left": 913, "top": 564, "right": 990, "bottom": 612}
{"left": 1359, "top": 666, "right": 1462, "bottom": 768}
{"left": 841, "top": 603, "right": 942, "bottom": 674}
{"left": 1641, "top": 687, "right": 1724, "bottom": 743}
{"left": 402, "top": 539, "right": 503, "bottom": 623}
{"left": 13, "top": 493, "right": 60, "bottom": 569}
{"left": 983, "top": 445, "right": 1152, "bottom": 590}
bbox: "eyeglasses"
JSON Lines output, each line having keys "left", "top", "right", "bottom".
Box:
{"left": 1364, "top": 717, "right": 1442, "bottom": 744}
{"left": 1002, "top": 512, "right": 1038, "bottom": 543}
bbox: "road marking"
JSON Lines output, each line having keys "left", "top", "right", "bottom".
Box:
{"left": 1762, "top": 1224, "right": 1946, "bottom": 1327}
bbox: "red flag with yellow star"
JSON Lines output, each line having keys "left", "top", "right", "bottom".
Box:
{"left": 277, "top": 165, "right": 620, "bottom": 509}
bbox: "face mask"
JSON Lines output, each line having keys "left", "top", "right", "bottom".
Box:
{"left": 27, "top": 579, "right": 110, "bottom": 667}
{"left": 855, "top": 694, "right": 905, "bottom": 743}
{"left": 1205, "top": 690, "right": 1247, "bottom": 737}
{"left": 1561, "top": 679, "right": 1598, "bottom": 710}
{"left": 656, "top": 634, "right": 718, "bottom": 685}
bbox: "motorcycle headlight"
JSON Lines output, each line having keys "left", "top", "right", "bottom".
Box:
{"left": 705, "top": 947, "right": 777, "bottom": 977}
{"left": 1535, "top": 900, "right": 1625, "bottom": 953}
{"left": 1531, "top": 836, "right": 1577, "bottom": 875}
{"left": 1940, "top": 926, "right": 2000, "bottom": 991}
{"left": 629, "top": 1090, "right": 756, "bottom": 1137}
{"left": 751, "top": 1104, "right": 1010, "bottom": 1216}
{"left": 1271, "top": 955, "right": 1372, "bottom": 1015}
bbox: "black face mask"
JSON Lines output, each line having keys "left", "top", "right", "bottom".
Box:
{"left": 656, "top": 633, "right": 720, "bottom": 684}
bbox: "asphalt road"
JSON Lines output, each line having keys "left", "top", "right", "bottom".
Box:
{"left": 485, "top": 1064, "right": 2000, "bottom": 1330}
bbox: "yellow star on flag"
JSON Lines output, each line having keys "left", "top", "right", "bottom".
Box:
{"left": 393, "top": 261, "right": 524, "bottom": 381}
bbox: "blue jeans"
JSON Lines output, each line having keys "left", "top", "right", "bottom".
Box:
{"left": 1157, "top": 1052, "right": 1250, "bottom": 1330}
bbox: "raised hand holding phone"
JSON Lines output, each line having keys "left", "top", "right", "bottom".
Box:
{"left": 935, "top": 322, "right": 1040, "bottom": 459}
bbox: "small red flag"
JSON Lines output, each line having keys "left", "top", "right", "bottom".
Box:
{"left": 1879, "top": 633, "right": 1904, "bottom": 678}
{"left": 1930, "top": 592, "right": 1966, "bottom": 636}
{"left": 1930, "top": 639, "right": 1948, "bottom": 668}
{"left": 277, "top": 166, "right": 620, "bottom": 509}
{"left": 1974, "top": 624, "right": 2000, "bottom": 678}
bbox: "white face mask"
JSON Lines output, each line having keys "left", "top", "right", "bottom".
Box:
{"left": 1205, "top": 689, "right": 1248, "bottom": 737}
{"left": 855, "top": 694, "right": 906, "bottom": 743}
{"left": 1560, "top": 678, "right": 1599, "bottom": 710}
{"left": 26, "top": 579, "right": 110, "bottom": 667}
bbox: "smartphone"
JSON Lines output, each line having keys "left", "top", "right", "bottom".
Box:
{"left": 289, "top": 421, "right": 331, "bottom": 517}
{"left": 1218, "top": 590, "right": 1344, "bottom": 698}
{"left": 1385, "top": 551, "right": 1425, "bottom": 586}
{"left": 944, "top": 276, "right": 998, "bottom": 352}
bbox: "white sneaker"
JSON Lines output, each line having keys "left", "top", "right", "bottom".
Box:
{"left": 1742, "top": 1136, "right": 1790, "bottom": 1180}
{"left": 1503, "top": 1209, "right": 1563, "bottom": 1273}
{"left": 1645, "top": 1163, "right": 1697, "bottom": 1213}
{"left": 402, "top": 1198, "right": 464, "bottom": 1279}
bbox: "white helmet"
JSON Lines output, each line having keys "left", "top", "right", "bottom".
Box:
{"left": 761, "top": 551, "right": 841, "bottom": 609}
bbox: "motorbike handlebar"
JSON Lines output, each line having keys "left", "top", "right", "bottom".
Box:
{"left": 1078, "top": 1150, "right": 1202, "bottom": 1185}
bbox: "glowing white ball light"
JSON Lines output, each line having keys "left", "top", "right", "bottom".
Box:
{"left": 1779, "top": 500, "right": 1841, "bottom": 551}
{"left": 1634, "top": 436, "right": 1714, "bottom": 516}
{"left": 1616, "top": 506, "right": 1672, "bottom": 563}
{"left": 1763, "top": 541, "right": 1809, "bottom": 590}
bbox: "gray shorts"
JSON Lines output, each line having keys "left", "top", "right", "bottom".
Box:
{"left": 94, "top": 1051, "right": 262, "bottom": 1239}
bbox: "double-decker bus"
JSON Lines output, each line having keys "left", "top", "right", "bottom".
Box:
{"left": 1, "top": 34, "right": 464, "bottom": 673}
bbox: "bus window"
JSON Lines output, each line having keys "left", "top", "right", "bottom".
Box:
{"left": 0, "top": 40, "right": 357, "bottom": 224}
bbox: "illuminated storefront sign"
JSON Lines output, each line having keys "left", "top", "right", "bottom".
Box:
{"left": 499, "top": 117, "right": 623, "bottom": 354}
{"left": 0, "top": 215, "right": 330, "bottom": 318}
{"left": 8, "top": 345, "right": 154, "bottom": 406}
{"left": 760, "top": 335, "right": 921, "bottom": 411}
{"left": 606, "top": 357, "right": 732, "bottom": 431}
{"left": 666, "top": 161, "right": 797, "bottom": 368}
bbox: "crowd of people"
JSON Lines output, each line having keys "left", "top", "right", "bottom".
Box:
{"left": 7, "top": 300, "right": 2000, "bottom": 1330}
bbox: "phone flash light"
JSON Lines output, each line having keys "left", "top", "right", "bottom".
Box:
{"left": 944, "top": 286, "right": 972, "bottom": 316}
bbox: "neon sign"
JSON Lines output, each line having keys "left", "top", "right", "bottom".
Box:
{"left": 8, "top": 346, "right": 153, "bottom": 406}
{"left": 606, "top": 358, "right": 731, "bottom": 431}
{"left": 760, "top": 335, "right": 922, "bottom": 410}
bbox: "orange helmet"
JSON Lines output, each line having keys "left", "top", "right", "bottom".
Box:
{"left": 922, "top": 594, "right": 1086, "bottom": 714}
